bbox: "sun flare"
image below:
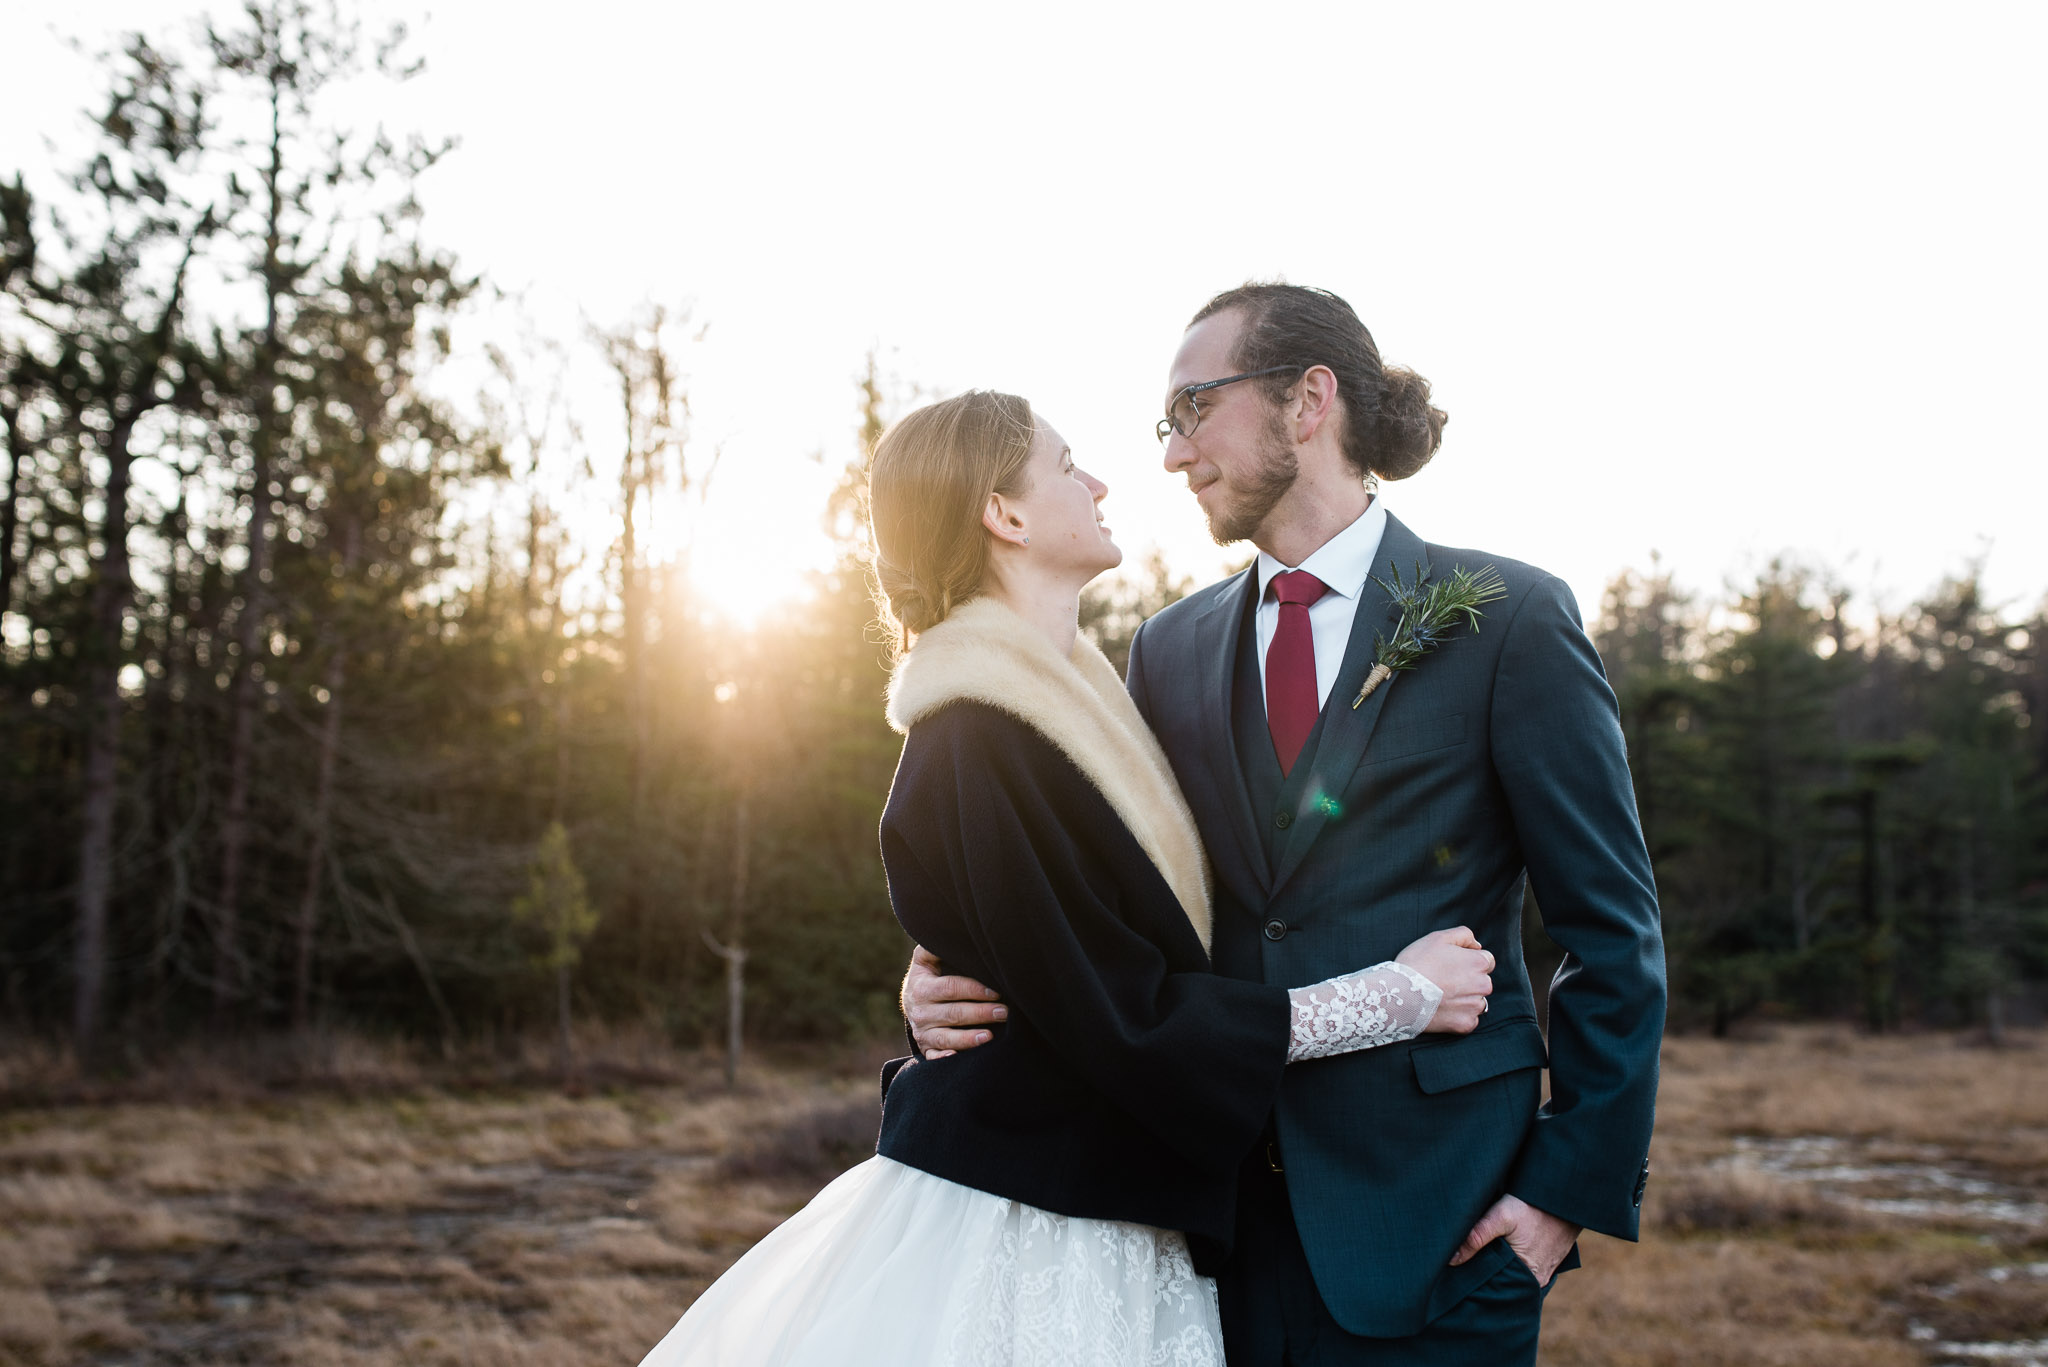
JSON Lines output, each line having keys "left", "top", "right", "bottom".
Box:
{"left": 673, "top": 470, "right": 844, "bottom": 631}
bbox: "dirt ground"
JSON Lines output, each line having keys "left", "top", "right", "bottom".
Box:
{"left": 1, "top": 1025, "right": 2043, "bottom": 1366}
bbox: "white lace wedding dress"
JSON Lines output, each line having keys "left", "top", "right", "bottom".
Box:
{"left": 639, "top": 962, "right": 1441, "bottom": 1367}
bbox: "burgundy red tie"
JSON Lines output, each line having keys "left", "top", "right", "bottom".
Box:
{"left": 1266, "top": 569, "right": 1328, "bottom": 778}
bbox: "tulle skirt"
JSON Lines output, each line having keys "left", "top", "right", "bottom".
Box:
{"left": 639, "top": 1155, "right": 1224, "bottom": 1367}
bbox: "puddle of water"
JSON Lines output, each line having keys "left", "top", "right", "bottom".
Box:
{"left": 1927, "top": 1344, "right": 2048, "bottom": 1366}
{"left": 1914, "top": 1320, "right": 2048, "bottom": 1364}
{"left": 1727, "top": 1138, "right": 2048, "bottom": 1367}
{"left": 1985, "top": 1264, "right": 2048, "bottom": 1283}
{"left": 1720, "top": 1136, "right": 2048, "bottom": 1229}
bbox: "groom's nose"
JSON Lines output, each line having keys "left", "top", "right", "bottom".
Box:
{"left": 1161, "top": 431, "right": 1197, "bottom": 475}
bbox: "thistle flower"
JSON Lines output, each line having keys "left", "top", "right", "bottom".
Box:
{"left": 1352, "top": 563, "right": 1509, "bottom": 707}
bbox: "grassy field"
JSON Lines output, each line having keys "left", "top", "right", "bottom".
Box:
{"left": 1, "top": 1025, "right": 2043, "bottom": 1366}
{"left": 1545, "top": 1027, "right": 2048, "bottom": 1366}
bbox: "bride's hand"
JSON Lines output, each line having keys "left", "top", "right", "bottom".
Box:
{"left": 1396, "top": 927, "right": 1494, "bottom": 1034}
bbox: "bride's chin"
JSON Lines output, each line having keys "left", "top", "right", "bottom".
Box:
{"left": 1080, "top": 552, "right": 1124, "bottom": 592}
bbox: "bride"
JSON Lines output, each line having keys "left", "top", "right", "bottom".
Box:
{"left": 639, "top": 391, "right": 1495, "bottom": 1366}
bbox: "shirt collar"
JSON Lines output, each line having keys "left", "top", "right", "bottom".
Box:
{"left": 1255, "top": 496, "right": 1389, "bottom": 603}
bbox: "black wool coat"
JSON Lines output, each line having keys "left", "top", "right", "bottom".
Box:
{"left": 874, "top": 700, "right": 1292, "bottom": 1262}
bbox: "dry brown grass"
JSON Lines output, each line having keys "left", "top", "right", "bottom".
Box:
{"left": 1539, "top": 1026, "right": 2048, "bottom": 1366}
{"left": 0, "top": 1025, "right": 2042, "bottom": 1365}
{"left": 1652, "top": 1027, "right": 2048, "bottom": 1179}
{"left": 0, "top": 1038, "right": 897, "bottom": 1367}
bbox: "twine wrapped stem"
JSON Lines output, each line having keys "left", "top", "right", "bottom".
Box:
{"left": 1352, "top": 563, "right": 1509, "bottom": 709}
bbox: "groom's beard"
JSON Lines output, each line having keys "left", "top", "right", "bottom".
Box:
{"left": 1207, "top": 416, "right": 1299, "bottom": 547}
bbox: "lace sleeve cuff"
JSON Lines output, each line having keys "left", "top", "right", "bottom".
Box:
{"left": 1286, "top": 960, "right": 1443, "bottom": 1062}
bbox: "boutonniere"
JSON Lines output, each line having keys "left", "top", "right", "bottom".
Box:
{"left": 1352, "top": 563, "right": 1509, "bottom": 707}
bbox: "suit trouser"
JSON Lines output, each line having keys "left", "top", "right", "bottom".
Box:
{"left": 1217, "top": 1154, "right": 1573, "bottom": 1367}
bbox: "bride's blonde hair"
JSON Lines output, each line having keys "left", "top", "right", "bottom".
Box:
{"left": 866, "top": 391, "right": 1036, "bottom": 653}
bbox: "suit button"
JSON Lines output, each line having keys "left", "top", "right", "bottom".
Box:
{"left": 1264, "top": 919, "right": 1288, "bottom": 941}
{"left": 1274, "top": 811, "right": 1292, "bottom": 829}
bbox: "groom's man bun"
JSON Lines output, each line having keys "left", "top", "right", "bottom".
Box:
{"left": 1190, "top": 282, "right": 1446, "bottom": 483}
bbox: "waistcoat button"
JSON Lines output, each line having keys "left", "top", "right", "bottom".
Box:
{"left": 1263, "top": 919, "right": 1288, "bottom": 941}
{"left": 1274, "top": 811, "right": 1293, "bottom": 829}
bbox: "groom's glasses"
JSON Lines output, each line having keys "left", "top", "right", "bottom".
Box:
{"left": 1155, "top": 366, "right": 1305, "bottom": 444}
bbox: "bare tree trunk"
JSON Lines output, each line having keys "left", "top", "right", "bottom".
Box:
{"left": 702, "top": 791, "right": 751, "bottom": 1089}
{"left": 1789, "top": 838, "right": 1810, "bottom": 952}
{"left": 522, "top": 494, "right": 542, "bottom": 624}
{"left": 556, "top": 960, "right": 575, "bottom": 1081}
{"left": 596, "top": 312, "right": 684, "bottom": 967}
{"left": 73, "top": 416, "right": 137, "bottom": 1061}
{"left": 546, "top": 538, "right": 571, "bottom": 825}
{"left": 721, "top": 937, "right": 744, "bottom": 1087}
{"left": 377, "top": 891, "right": 456, "bottom": 1059}
{"left": 292, "top": 643, "right": 346, "bottom": 1030}
{"left": 0, "top": 400, "right": 27, "bottom": 618}
{"left": 145, "top": 487, "right": 192, "bottom": 1014}
{"left": 681, "top": 803, "right": 721, "bottom": 1031}
{"left": 620, "top": 458, "right": 649, "bottom": 939}
{"left": 214, "top": 443, "right": 271, "bottom": 1016}
{"left": 701, "top": 928, "right": 747, "bottom": 1090}
{"left": 69, "top": 221, "right": 199, "bottom": 1058}
{"left": 1857, "top": 788, "right": 1880, "bottom": 1032}
{"left": 291, "top": 519, "right": 359, "bottom": 1032}
{"left": 727, "top": 791, "right": 748, "bottom": 1085}
{"left": 1956, "top": 821, "right": 2003, "bottom": 1046}
{"left": 215, "top": 82, "right": 289, "bottom": 1021}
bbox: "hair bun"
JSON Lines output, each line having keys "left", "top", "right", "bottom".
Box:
{"left": 875, "top": 560, "right": 943, "bottom": 636}
{"left": 1186, "top": 283, "right": 1444, "bottom": 486}
{"left": 1370, "top": 366, "right": 1447, "bottom": 481}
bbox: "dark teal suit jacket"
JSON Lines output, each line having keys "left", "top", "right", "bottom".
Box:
{"left": 1124, "top": 512, "right": 1666, "bottom": 1338}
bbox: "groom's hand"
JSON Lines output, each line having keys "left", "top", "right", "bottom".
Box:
{"left": 1449, "top": 1194, "right": 1581, "bottom": 1286}
{"left": 902, "top": 944, "right": 1006, "bottom": 1058}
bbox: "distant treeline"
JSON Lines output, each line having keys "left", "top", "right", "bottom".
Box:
{"left": 1591, "top": 561, "right": 2045, "bottom": 1034}
{"left": 3, "top": 6, "right": 2042, "bottom": 1064}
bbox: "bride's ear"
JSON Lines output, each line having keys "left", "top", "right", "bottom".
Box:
{"left": 982, "top": 492, "right": 1027, "bottom": 549}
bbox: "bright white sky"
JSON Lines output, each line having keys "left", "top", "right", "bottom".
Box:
{"left": 5, "top": 2, "right": 2045, "bottom": 630}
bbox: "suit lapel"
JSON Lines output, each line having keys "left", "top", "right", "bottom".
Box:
{"left": 1187, "top": 568, "right": 1271, "bottom": 910}
{"left": 1269, "top": 515, "right": 1432, "bottom": 898}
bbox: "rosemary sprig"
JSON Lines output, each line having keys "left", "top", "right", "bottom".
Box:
{"left": 1351, "top": 562, "right": 1509, "bottom": 707}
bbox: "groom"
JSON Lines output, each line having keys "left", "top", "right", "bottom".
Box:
{"left": 903, "top": 283, "right": 1665, "bottom": 1365}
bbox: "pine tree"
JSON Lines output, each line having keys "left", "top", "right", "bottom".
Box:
{"left": 511, "top": 821, "right": 600, "bottom": 1076}
{"left": 2, "top": 38, "right": 219, "bottom": 1058}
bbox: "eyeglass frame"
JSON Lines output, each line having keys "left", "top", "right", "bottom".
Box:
{"left": 1155, "top": 365, "right": 1307, "bottom": 445}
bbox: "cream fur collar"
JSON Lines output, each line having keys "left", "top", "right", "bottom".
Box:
{"left": 886, "top": 596, "right": 1213, "bottom": 952}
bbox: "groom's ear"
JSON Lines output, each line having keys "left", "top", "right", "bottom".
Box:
{"left": 1291, "top": 363, "right": 1341, "bottom": 443}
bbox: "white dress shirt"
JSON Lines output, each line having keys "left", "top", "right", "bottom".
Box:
{"left": 1254, "top": 498, "right": 1389, "bottom": 714}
